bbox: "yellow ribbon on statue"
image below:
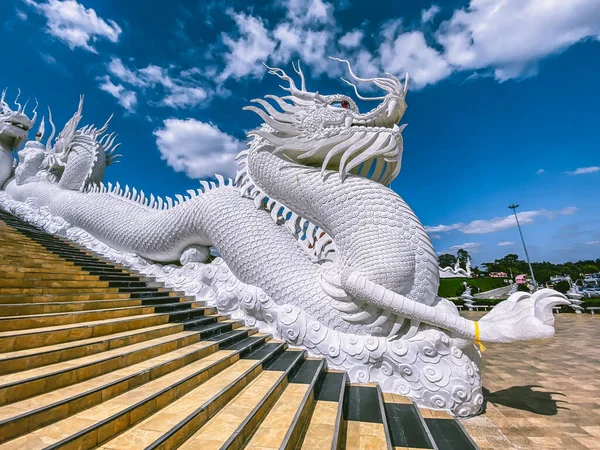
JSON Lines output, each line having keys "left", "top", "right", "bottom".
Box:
{"left": 474, "top": 322, "right": 486, "bottom": 352}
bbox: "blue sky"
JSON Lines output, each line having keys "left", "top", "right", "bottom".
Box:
{"left": 1, "top": 0, "right": 599, "bottom": 266}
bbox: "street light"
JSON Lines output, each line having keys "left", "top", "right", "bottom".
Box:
{"left": 508, "top": 204, "right": 537, "bottom": 287}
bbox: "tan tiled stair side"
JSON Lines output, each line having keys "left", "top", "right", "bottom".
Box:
{"left": 0, "top": 209, "right": 479, "bottom": 449}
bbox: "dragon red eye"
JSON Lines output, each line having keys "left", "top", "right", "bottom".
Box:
{"left": 341, "top": 101, "right": 349, "bottom": 109}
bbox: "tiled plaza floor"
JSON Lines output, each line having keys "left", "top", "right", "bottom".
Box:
{"left": 459, "top": 312, "right": 600, "bottom": 450}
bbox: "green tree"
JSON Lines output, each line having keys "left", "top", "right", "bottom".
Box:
{"left": 438, "top": 254, "right": 457, "bottom": 268}
{"left": 582, "top": 264, "right": 599, "bottom": 274}
{"left": 553, "top": 280, "right": 570, "bottom": 294}
{"left": 457, "top": 249, "right": 470, "bottom": 269}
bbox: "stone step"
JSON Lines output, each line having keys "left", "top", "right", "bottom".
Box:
{"left": 0, "top": 259, "right": 81, "bottom": 269}
{"left": 0, "top": 265, "right": 92, "bottom": 274}
{"left": 110, "top": 347, "right": 307, "bottom": 450}
{"left": 341, "top": 384, "right": 393, "bottom": 449}
{"left": 0, "top": 286, "right": 123, "bottom": 295}
{"left": 0, "top": 244, "right": 102, "bottom": 258}
{"left": 298, "top": 370, "right": 347, "bottom": 449}
{"left": 419, "top": 407, "right": 479, "bottom": 450}
{"left": 0, "top": 238, "right": 95, "bottom": 254}
{"left": 0, "top": 259, "right": 132, "bottom": 275}
{"left": 0, "top": 322, "right": 186, "bottom": 375}
{"left": 0, "top": 317, "right": 237, "bottom": 377}
{"left": 0, "top": 291, "right": 170, "bottom": 304}
{"left": 0, "top": 334, "right": 273, "bottom": 448}
{"left": 244, "top": 358, "right": 326, "bottom": 449}
{"left": 0, "top": 320, "right": 236, "bottom": 404}
{"left": 0, "top": 326, "right": 255, "bottom": 443}
{"left": 0, "top": 284, "right": 167, "bottom": 296}
{"left": 381, "top": 392, "right": 436, "bottom": 450}
{"left": 0, "top": 301, "right": 211, "bottom": 331}
{"left": 0, "top": 295, "right": 199, "bottom": 316}
{"left": 0, "top": 271, "right": 136, "bottom": 282}
{"left": 0, "top": 250, "right": 79, "bottom": 263}
{"left": 0, "top": 242, "right": 93, "bottom": 255}
{"left": 0, "top": 278, "right": 117, "bottom": 289}
{"left": 0, "top": 306, "right": 215, "bottom": 352}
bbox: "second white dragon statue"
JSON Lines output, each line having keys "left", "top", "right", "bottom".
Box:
{"left": 0, "top": 59, "right": 569, "bottom": 416}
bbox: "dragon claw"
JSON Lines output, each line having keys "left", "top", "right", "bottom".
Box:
{"left": 478, "top": 289, "right": 569, "bottom": 343}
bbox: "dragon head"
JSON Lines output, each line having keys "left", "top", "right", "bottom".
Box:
{"left": 0, "top": 89, "right": 37, "bottom": 151}
{"left": 244, "top": 58, "right": 408, "bottom": 185}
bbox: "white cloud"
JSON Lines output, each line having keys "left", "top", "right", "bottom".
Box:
{"left": 497, "top": 241, "right": 515, "bottom": 246}
{"left": 436, "top": 0, "right": 600, "bottom": 81}
{"left": 339, "top": 30, "right": 364, "bottom": 48}
{"left": 437, "top": 242, "right": 483, "bottom": 255}
{"left": 379, "top": 30, "right": 451, "bottom": 89}
{"left": 536, "top": 168, "right": 545, "bottom": 175}
{"left": 98, "top": 76, "right": 137, "bottom": 112}
{"left": 162, "top": 86, "right": 208, "bottom": 109}
{"left": 16, "top": 9, "right": 28, "bottom": 20}
{"left": 462, "top": 206, "right": 578, "bottom": 234}
{"left": 284, "top": 0, "right": 333, "bottom": 26}
{"left": 219, "top": 12, "right": 276, "bottom": 81}
{"left": 40, "top": 53, "right": 57, "bottom": 65}
{"left": 421, "top": 5, "right": 441, "bottom": 24}
{"left": 102, "top": 58, "right": 208, "bottom": 110}
{"left": 587, "top": 240, "right": 600, "bottom": 245}
{"left": 25, "top": 0, "right": 121, "bottom": 53}
{"left": 276, "top": 28, "right": 331, "bottom": 72}
{"left": 215, "top": 0, "right": 600, "bottom": 90}
{"left": 430, "top": 234, "right": 441, "bottom": 240}
{"left": 566, "top": 166, "right": 600, "bottom": 175}
{"left": 108, "top": 58, "right": 148, "bottom": 88}
{"left": 425, "top": 223, "right": 462, "bottom": 233}
{"left": 426, "top": 206, "right": 578, "bottom": 235}
{"left": 154, "top": 119, "right": 244, "bottom": 179}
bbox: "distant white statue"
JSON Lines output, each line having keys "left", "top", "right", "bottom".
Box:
{"left": 440, "top": 255, "right": 472, "bottom": 278}
{"left": 461, "top": 281, "right": 475, "bottom": 310}
{"left": 565, "top": 280, "right": 583, "bottom": 313}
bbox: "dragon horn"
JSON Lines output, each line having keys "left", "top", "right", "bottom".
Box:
{"left": 97, "top": 113, "right": 114, "bottom": 136}
{"left": 46, "top": 106, "right": 56, "bottom": 152}
{"left": 263, "top": 62, "right": 316, "bottom": 100}
{"left": 14, "top": 88, "right": 22, "bottom": 112}
{"left": 31, "top": 98, "right": 39, "bottom": 124}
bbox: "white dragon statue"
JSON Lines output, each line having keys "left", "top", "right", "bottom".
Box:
{"left": 439, "top": 256, "right": 472, "bottom": 278}
{"left": 0, "top": 89, "right": 38, "bottom": 189}
{"left": 0, "top": 59, "right": 569, "bottom": 416}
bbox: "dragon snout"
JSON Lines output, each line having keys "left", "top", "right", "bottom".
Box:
{"left": 8, "top": 113, "right": 32, "bottom": 132}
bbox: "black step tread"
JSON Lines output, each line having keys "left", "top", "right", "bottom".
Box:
{"left": 384, "top": 396, "right": 436, "bottom": 449}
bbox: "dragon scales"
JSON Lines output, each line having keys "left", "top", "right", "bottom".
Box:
{"left": 0, "top": 60, "right": 568, "bottom": 416}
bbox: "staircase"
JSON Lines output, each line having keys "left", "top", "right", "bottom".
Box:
{"left": 0, "top": 208, "right": 477, "bottom": 450}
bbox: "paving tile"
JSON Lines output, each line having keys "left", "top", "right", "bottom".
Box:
{"left": 459, "top": 312, "right": 600, "bottom": 450}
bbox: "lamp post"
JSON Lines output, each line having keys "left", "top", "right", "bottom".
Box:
{"left": 508, "top": 204, "right": 537, "bottom": 287}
